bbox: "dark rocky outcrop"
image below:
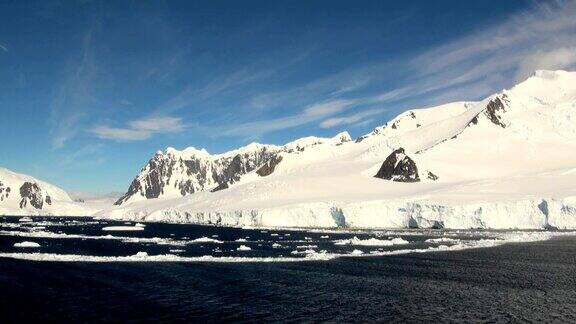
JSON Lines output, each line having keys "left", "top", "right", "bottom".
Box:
{"left": 484, "top": 97, "right": 507, "bottom": 128}
{"left": 210, "top": 182, "right": 229, "bottom": 193}
{"left": 375, "top": 148, "right": 420, "bottom": 182}
{"left": 256, "top": 155, "right": 283, "bottom": 177}
{"left": 212, "top": 153, "right": 283, "bottom": 192}
{"left": 426, "top": 171, "right": 439, "bottom": 181}
{"left": 178, "top": 179, "right": 195, "bottom": 196}
{"left": 19, "top": 182, "right": 45, "bottom": 209}
{"left": 0, "top": 181, "right": 10, "bottom": 202}
{"left": 219, "top": 150, "right": 277, "bottom": 184}
{"left": 115, "top": 147, "right": 278, "bottom": 205}
{"left": 467, "top": 95, "right": 508, "bottom": 128}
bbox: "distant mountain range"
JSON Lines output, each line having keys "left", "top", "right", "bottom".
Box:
{"left": 0, "top": 167, "right": 95, "bottom": 216}
{"left": 3, "top": 70, "right": 576, "bottom": 228}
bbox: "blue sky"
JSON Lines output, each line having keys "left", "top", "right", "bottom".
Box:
{"left": 1, "top": 0, "right": 576, "bottom": 194}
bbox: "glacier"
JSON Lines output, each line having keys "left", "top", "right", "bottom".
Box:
{"left": 3, "top": 70, "right": 576, "bottom": 230}
{"left": 96, "top": 70, "right": 576, "bottom": 229}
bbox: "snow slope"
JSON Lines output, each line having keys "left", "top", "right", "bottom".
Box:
{"left": 0, "top": 167, "right": 96, "bottom": 216}
{"left": 99, "top": 70, "right": 576, "bottom": 229}
{"left": 114, "top": 132, "right": 352, "bottom": 205}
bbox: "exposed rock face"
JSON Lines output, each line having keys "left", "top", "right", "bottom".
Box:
{"left": 256, "top": 155, "right": 283, "bottom": 177}
{"left": 375, "top": 148, "right": 420, "bottom": 182}
{"left": 210, "top": 182, "right": 229, "bottom": 193}
{"left": 0, "top": 181, "right": 11, "bottom": 202}
{"left": 116, "top": 133, "right": 352, "bottom": 205}
{"left": 468, "top": 95, "right": 508, "bottom": 128}
{"left": 426, "top": 171, "right": 439, "bottom": 181}
{"left": 19, "top": 182, "right": 45, "bottom": 209}
{"left": 115, "top": 146, "right": 279, "bottom": 205}
{"left": 484, "top": 97, "right": 507, "bottom": 128}
{"left": 217, "top": 149, "right": 278, "bottom": 185}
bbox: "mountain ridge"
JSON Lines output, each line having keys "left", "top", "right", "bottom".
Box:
{"left": 100, "top": 70, "right": 576, "bottom": 229}
{"left": 0, "top": 167, "right": 95, "bottom": 216}
{"left": 3, "top": 69, "right": 576, "bottom": 229}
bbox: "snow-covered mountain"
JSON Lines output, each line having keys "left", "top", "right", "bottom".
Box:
{"left": 101, "top": 70, "right": 576, "bottom": 229}
{"left": 115, "top": 132, "right": 352, "bottom": 205}
{"left": 0, "top": 167, "right": 96, "bottom": 216}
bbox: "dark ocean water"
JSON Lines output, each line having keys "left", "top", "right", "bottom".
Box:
{"left": 0, "top": 216, "right": 575, "bottom": 323}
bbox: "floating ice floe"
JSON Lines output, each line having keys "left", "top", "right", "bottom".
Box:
{"left": 334, "top": 236, "right": 409, "bottom": 246}
{"left": 425, "top": 237, "right": 459, "bottom": 243}
{"left": 0, "top": 251, "right": 337, "bottom": 262}
{"left": 235, "top": 238, "right": 247, "bottom": 242}
{"left": 237, "top": 245, "right": 251, "bottom": 251}
{"left": 190, "top": 237, "right": 224, "bottom": 244}
{"left": 102, "top": 226, "right": 145, "bottom": 232}
{"left": 350, "top": 249, "right": 364, "bottom": 255}
{"left": 14, "top": 241, "right": 40, "bottom": 248}
{"left": 0, "top": 229, "right": 187, "bottom": 246}
{"left": 18, "top": 217, "right": 33, "bottom": 222}
{"left": 296, "top": 245, "right": 318, "bottom": 249}
{"left": 0, "top": 230, "right": 572, "bottom": 263}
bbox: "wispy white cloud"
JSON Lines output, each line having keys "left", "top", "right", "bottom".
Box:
{"left": 312, "top": 0, "right": 576, "bottom": 115}
{"left": 319, "top": 108, "right": 383, "bottom": 129}
{"left": 120, "top": 99, "right": 133, "bottom": 106}
{"left": 59, "top": 143, "right": 106, "bottom": 167}
{"left": 0, "top": 43, "right": 7, "bottom": 52}
{"left": 403, "top": 0, "right": 576, "bottom": 102}
{"left": 157, "top": 68, "right": 275, "bottom": 115}
{"left": 90, "top": 126, "right": 151, "bottom": 141}
{"left": 516, "top": 47, "right": 576, "bottom": 81}
{"left": 219, "top": 99, "right": 356, "bottom": 137}
{"left": 123, "top": 1, "right": 576, "bottom": 142}
{"left": 90, "top": 116, "right": 185, "bottom": 141}
{"left": 153, "top": 48, "right": 315, "bottom": 117}
{"left": 49, "top": 28, "right": 97, "bottom": 149}
{"left": 414, "top": 2, "right": 576, "bottom": 76}
{"left": 55, "top": 0, "right": 576, "bottom": 148}
{"left": 128, "top": 117, "right": 184, "bottom": 132}
{"left": 248, "top": 1, "right": 576, "bottom": 137}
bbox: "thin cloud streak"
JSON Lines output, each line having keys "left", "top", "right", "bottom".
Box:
{"left": 319, "top": 108, "right": 384, "bottom": 129}
{"left": 145, "top": 1, "right": 576, "bottom": 141}
{"left": 91, "top": 117, "right": 185, "bottom": 141}
{"left": 48, "top": 28, "right": 98, "bottom": 149}
{"left": 85, "top": 1, "right": 576, "bottom": 145}
{"left": 59, "top": 143, "right": 106, "bottom": 167}
{"left": 338, "top": 0, "right": 576, "bottom": 112}
{"left": 218, "top": 99, "right": 356, "bottom": 137}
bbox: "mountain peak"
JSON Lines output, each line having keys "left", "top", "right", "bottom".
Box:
{"left": 164, "top": 146, "right": 211, "bottom": 158}
{"left": 530, "top": 69, "right": 572, "bottom": 80}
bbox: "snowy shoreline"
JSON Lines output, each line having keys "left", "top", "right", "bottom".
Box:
{"left": 99, "top": 195, "right": 576, "bottom": 230}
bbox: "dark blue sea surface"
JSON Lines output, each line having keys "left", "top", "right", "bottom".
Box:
{"left": 0, "top": 216, "right": 575, "bottom": 322}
